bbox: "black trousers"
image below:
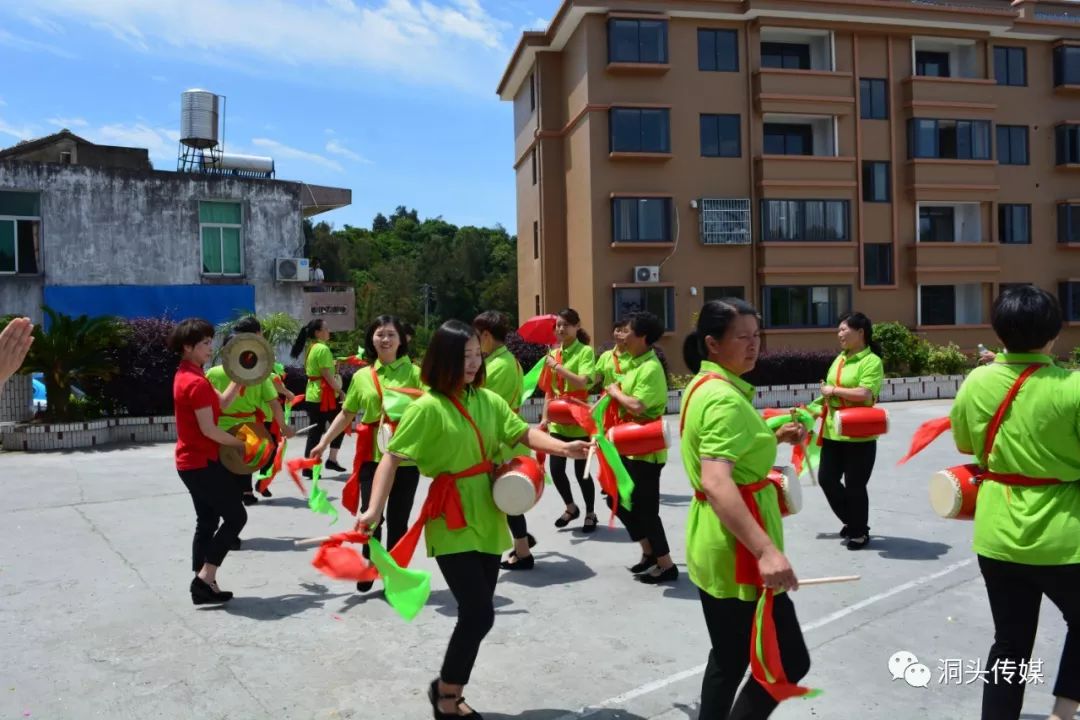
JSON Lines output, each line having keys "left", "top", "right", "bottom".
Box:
{"left": 507, "top": 513, "right": 529, "bottom": 540}
{"left": 304, "top": 402, "right": 344, "bottom": 459}
{"left": 978, "top": 555, "right": 1080, "bottom": 718}
{"left": 817, "top": 438, "right": 876, "bottom": 538}
{"left": 358, "top": 461, "right": 420, "bottom": 557}
{"left": 699, "top": 589, "right": 811, "bottom": 720}
{"left": 549, "top": 432, "right": 595, "bottom": 514}
{"left": 178, "top": 461, "right": 248, "bottom": 571}
{"left": 614, "top": 458, "right": 669, "bottom": 558}
{"left": 437, "top": 552, "right": 500, "bottom": 685}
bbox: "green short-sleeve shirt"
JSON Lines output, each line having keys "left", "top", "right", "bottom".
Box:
{"left": 949, "top": 353, "right": 1080, "bottom": 566}
{"left": 595, "top": 349, "right": 634, "bottom": 388}
{"left": 304, "top": 342, "right": 335, "bottom": 404}
{"left": 617, "top": 349, "right": 669, "bottom": 464}
{"left": 680, "top": 361, "right": 784, "bottom": 601}
{"left": 206, "top": 365, "right": 277, "bottom": 432}
{"left": 549, "top": 339, "right": 596, "bottom": 438}
{"left": 342, "top": 356, "right": 423, "bottom": 463}
{"left": 484, "top": 345, "right": 530, "bottom": 464}
{"left": 388, "top": 388, "right": 529, "bottom": 557}
{"left": 813, "top": 347, "right": 885, "bottom": 442}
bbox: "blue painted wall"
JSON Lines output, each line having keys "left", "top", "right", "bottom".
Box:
{"left": 43, "top": 285, "right": 255, "bottom": 326}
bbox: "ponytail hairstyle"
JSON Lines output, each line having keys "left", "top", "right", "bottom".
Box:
{"left": 557, "top": 308, "right": 591, "bottom": 346}
{"left": 290, "top": 319, "right": 326, "bottom": 359}
{"left": 682, "top": 299, "right": 760, "bottom": 374}
{"left": 839, "top": 312, "right": 882, "bottom": 357}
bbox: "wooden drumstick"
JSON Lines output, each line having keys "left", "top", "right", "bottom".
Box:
{"left": 798, "top": 574, "right": 860, "bottom": 586}
{"left": 294, "top": 535, "right": 337, "bottom": 547}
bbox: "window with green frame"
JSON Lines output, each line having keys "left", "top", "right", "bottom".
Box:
{"left": 0, "top": 191, "right": 42, "bottom": 275}
{"left": 199, "top": 201, "right": 243, "bottom": 275}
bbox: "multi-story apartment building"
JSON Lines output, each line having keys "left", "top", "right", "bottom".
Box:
{"left": 498, "top": 0, "right": 1080, "bottom": 371}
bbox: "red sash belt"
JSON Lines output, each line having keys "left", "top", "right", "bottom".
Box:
{"left": 694, "top": 477, "right": 774, "bottom": 588}
{"left": 388, "top": 460, "right": 494, "bottom": 568}
{"left": 307, "top": 375, "right": 338, "bottom": 412}
{"left": 342, "top": 421, "right": 378, "bottom": 515}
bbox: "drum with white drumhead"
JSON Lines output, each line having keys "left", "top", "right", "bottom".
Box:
{"left": 377, "top": 421, "right": 395, "bottom": 454}
{"left": 768, "top": 465, "right": 802, "bottom": 517}
{"left": 492, "top": 456, "right": 545, "bottom": 515}
{"left": 928, "top": 464, "right": 982, "bottom": 520}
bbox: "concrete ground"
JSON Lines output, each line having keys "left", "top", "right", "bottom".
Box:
{"left": 0, "top": 399, "right": 1071, "bottom": 720}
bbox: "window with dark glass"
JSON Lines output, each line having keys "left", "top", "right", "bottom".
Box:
{"left": 864, "top": 244, "right": 893, "bottom": 286}
{"left": 1059, "top": 203, "right": 1080, "bottom": 244}
{"left": 614, "top": 286, "right": 676, "bottom": 331}
{"left": 999, "top": 204, "right": 1030, "bottom": 245}
{"left": 920, "top": 206, "right": 955, "bottom": 242}
{"left": 529, "top": 74, "right": 536, "bottom": 111}
{"left": 761, "top": 200, "right": 849, "bottom": 242}
{"left": 763, "top": 123, "right": 813, "bottom": 155}
{"left": 1056, "top": 125, "right": 1080, "bottom": 165}
{"left": 704, "top": 286, "right": 745, "bottom": 301}
{"left": 531, "top": 148, "right": 537, "bottom": 184}
{"left": 1059, "top": 282, "right": 1080, "bottom": 321}
{"left": 994, "top": 46, "right": 1026, "bottom": 86}
{"left": 762, "top": 285, "right": 851, "bottom": 328}
{"left": 1053, "top": 45, "right": 1080, "bottom": 87}
{"left": 533, "top": 221, "right": 539, "bottom": 259}
{"left": 997, "top": 125, "right": 1029, "bottom": 165}
{"left": 859, "top": 78, "right": 888, "bottom": 120}
{"left": 916, "top": 50, "right": 951, "bottom": 78}
{"left": 700, "top": 114, "right": 741, "bottom": 157}
{"left": 909, "top": 119, "right": 992, "bottom": 160}
{"left": 0, "top": 191, "right": 41, "bottom": 275}
{"left": 920, "top": 285, "right": 956, "bottom": 326}
{"left": 761, "top": 42, "right": 811, "bottom": 70}
{"left": 610, "top": 108, "right": 670, "bottom": 153}
{"left": 698, "top": 29, "right": 738, "bottom": 72}
{"left": 613, "top": 197, "right": 672, "bottom": 243}
{"left": 862, "top": 162, "right": 891, "bottom": 203}
{"left": 608, "top": 18, "right": 668, "bottom": 64}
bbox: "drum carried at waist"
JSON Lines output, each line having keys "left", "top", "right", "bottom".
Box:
{"left": 220, "top": 422, "right": 274, "bottom": 475}
{"left": 834, "top": 407, "right": 889, "bottom": 438}
{"left": 768, "top": 465, "right": 803, "bottom": 517}
{"left": 546, "top": 399, "right": 579, "bottom": 426}
{"left": 492, "top": 456, "right": 545, "bottom": 515}
{"left": 376, "top": 420, "right": 396, "bottom": 454}
{"left": 928, "top": 464, "right": 982, "bottom": 520}
{"left": 606, "top": 419, "right": 669, "bottom": 457}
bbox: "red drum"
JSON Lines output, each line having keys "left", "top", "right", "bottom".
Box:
{"left": 768, "top": 466, "right": 803, "bottom": 517}
{"left": 546, "top": 399, "right": 580, "bottom": 426}
{"left": 606, "top": 419, "right": 669, "bottom": 456}
{"left": 928, "top": 464, "right": 982, "bottom": 520}
{"left": 492, "top": 456, "right": 545, "bottom": 515}
{"left": 761, "top": 408, "right": 789, "bottom": 420}
{"left": 834, "top": 407, "right": 890, "bottom": 438}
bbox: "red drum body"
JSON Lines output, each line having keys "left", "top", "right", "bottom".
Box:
{"left": 834, "top": 407, "right": 890, "bottom": 438}
{"left": 928, "top": 464, "right": 982, "bottom": 520}
{"left": 546, "top": 399, "right": 579, "bottom": 426}
{"left": 493, "top": 456, "right": 545, "bottom": 515}
{"left": 606, "top": 420, "right": 669, "bottom": 456}
{"left": 768, "top": 466, "right": 803, "bottom": 517}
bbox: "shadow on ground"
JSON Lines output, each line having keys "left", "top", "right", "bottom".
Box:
{"left": 485, "top": 709, "right": 649, "bottom": 719}
{"left": 498, "top": 551, "right": 596, "bottom": 588}
{"left": 202, "top": 582, "right": 352, "bottom": 620}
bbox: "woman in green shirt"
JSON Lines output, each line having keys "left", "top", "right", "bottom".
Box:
{"left": 290, "top": 319, "right": 345, "bottom": 477}
{"left": 542, "top": 308, "right": 599, "bottom": 531}
{"left": 812, "top": 312, "right": 885, "bottom": 551}
{"left": 680, "top": 299, "right": 810, "bottom": 718}
{"left": 356, "top": 320, "right": 590, "bottom": 720}
{"left": 311, "top": 315, "right": 422, "bottom": 593}
{"left": 604, "top": 311, "right": 677, "bottom": 584}
{"left": 949, "top": 287, "right": 1080, "bottom": 720}
{"left": 594, "top": 318, "right": 632, "bottom": 389}
{"left": 473, "top": 310, "right": 538, "bottom": 571}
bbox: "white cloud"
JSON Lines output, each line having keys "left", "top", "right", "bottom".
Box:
{"left": 0, "top": 28, "right": 77, "bottom": 59}
{"left": 84, "top": 123, "right": 180, "bottom": 165}
{"left": 0, "top": 118, "right": 38, "bottom": 141}
{"left": 325, "top": 138, "right": 371, "bottom": 164}
{"left": 47, "top": 116, "right": 89, "bottom": 129}
{"left": 251, "top": 137, "right": 343, "bottom": 172}
{"left": 14, "top": 0, "right": 512, "bottom": 92}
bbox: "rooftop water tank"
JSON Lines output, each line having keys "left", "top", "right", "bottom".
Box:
{"left": 180, "top": 89, "right": 220, "bottom": 149}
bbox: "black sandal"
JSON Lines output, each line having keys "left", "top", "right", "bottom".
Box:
{"left": 554, "top": 507, "right": 580, "bottom": 528}
{"left": 428, "top": 678, "right": 483, "bottom": 719}
{"left": 507, "top": 533, "right": 537, "bottom": 559}
{"left": 581, "top": 513, "right": 599, "bottom": 534}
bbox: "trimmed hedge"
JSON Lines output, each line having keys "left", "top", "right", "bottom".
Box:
{"left": 744, "top": 349, "right": 837, "bottom": 387}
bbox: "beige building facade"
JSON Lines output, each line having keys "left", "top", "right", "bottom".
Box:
{"left": 499, "top": 0, "right": 1080, "bottom": 371}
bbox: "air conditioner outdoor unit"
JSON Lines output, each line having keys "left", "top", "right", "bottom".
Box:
{"left": 634, "top": 265, "right": 660, "bottom": 283}
{"left": 276, "top": 257, "right": 310, "bottom": 282}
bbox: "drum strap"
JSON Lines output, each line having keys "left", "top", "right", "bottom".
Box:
{"left": 981, "top": 364, "right": 1060, "bottom": 487}
{"left": 387, "top": 394, "right": 494, "bottom": 569}
{"left": 679, "top": 372, "right": 734, "bottom": 435}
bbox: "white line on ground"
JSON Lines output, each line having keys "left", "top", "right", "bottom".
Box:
{"left": 552, "top": 558, "right": 976, "bottom": 720}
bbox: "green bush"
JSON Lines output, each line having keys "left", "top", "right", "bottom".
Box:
{"left": 1069, "top": 346, "right": 1080, "bottom": 368}
{"left": 927, "top": 342, "right": 969, "bottom": 376}
{"left": 874, "top": 322, "right": 928, "bottom": 376}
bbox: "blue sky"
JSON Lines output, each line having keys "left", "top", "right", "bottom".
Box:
{"left": 0, "top": 0, "right": 562, "bottom": 233}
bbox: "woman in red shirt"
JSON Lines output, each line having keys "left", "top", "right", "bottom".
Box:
{"left": 169, "top": 318, "right": 248, "bottom": 605}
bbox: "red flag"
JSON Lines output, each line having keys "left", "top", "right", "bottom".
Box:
{"left": 285, "top": 457, "right": 315, "bottom": 495}
{"left": 312, "top": 531, "right": 379, "bottom": 582}
{"left": 896, "top": 417, "right": 952, "bottom": 465}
